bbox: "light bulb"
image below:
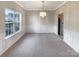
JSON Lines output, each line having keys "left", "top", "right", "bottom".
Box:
{"left": 40, "top": 12, "right": 46, "bottom": 18}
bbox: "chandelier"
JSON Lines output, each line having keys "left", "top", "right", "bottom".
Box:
{"left": 40, "top": 1, "right": 46, "bottom": 18}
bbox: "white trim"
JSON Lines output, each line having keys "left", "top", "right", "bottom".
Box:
{"left": 54, "top": 1, "right": 68, "bottom": 10}
{"left": 14, "top": 1, "right": 26, "bottom": 10}
{"left": 5, "top": 30, "right": 21, "bottom": 39}
{"left": 0, "top": 31, "right": 25, "bottom": 56}
{"left": 15, "top": 1, "right": 67, "bottom": 11}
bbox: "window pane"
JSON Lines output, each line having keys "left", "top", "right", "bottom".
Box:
{"left": 5, "top": 8, "right": 14, "bottom": 36}
{"left": 8, "top": 23, "right": 13, "bottom": 35}
{"left": 14, "top": 13, "right": 20, "bottom": 32}
{"left": 5, "top": 23, "right": 9, "bottom": 36}
{"left": 15, "top": 23, "right": 20, "bottom": 32}
{"left": 5, "top": 23, "right": 13, "bottom": 36}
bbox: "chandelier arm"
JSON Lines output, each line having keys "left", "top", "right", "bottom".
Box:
{"left": 40, "top": 1, "right": 46, "bottom": 18}
{"left": 42, "top": 1, "right": 44, "bottom": 12}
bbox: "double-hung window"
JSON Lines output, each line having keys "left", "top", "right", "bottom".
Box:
{"left": 5, "top": 8, "right": 21, "bottom": 39}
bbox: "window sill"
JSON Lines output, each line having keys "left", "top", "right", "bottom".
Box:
{"left": 5, "top": 30, "right": 21, "bottom": 40}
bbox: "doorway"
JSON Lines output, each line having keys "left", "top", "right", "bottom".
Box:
{"left": 58, "top": 13, "right": 64, "bottom": 39}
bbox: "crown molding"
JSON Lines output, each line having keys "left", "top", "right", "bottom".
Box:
{"left": 14, "top": 1, "right": 26, "bottom": 10}
{"left": 54, "top": 1, "right": 68, "bottom": 10}
{"left": 15, "top": 1, "right": 68, "bottom": 11}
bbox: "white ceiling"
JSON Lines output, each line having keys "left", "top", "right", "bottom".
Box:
{"left": 16, "top": 1, "right": 66, "bottom": 11}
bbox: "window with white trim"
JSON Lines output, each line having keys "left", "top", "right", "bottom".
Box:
{"left": 5, "top": 8, "right": 21, "bottom": 38}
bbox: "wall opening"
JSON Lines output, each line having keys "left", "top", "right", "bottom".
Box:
{"left": 58, "top": 13, "right": 64, "bottom": 39}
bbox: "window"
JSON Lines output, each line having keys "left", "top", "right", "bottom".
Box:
{"left": 5, "top": 8, "right": 21, "bottom": 38}
{"left": 14, "top": 12, "right": 21, "bottom": 32}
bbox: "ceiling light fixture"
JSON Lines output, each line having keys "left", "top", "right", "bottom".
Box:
{"left": 40, "top": 1, "right": 46, "bottom": 18}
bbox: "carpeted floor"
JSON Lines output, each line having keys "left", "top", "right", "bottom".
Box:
{"left": 1, "top": 33, "right": 79, "bottom": 57}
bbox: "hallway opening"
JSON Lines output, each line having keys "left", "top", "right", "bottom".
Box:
{"left": 58, "top": 13, "right": 64, "bottom": 39}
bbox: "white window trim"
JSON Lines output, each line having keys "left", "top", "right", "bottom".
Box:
{"left": 5, "top": 30, "right": 21, "bottom": 39}
{"left": 5, "top": 8, "right": 22, "bottom": 39}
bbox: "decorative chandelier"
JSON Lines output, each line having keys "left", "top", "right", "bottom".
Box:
{"left": 40, "top": 1, "right": 46, "bottom": 18}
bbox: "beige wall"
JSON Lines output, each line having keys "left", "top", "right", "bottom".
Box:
{"left": 25, "top": 11, "right": 55, "bottom": 33}
{"left": 55, "top": 1, "right": 79, "bottom": 53}
{"left": 0, "top": 1, "right": 26, "bottom": 55}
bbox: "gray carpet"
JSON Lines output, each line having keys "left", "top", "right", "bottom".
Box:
{"left": 1, "top": 33, "right": 79, "bottom": 57}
